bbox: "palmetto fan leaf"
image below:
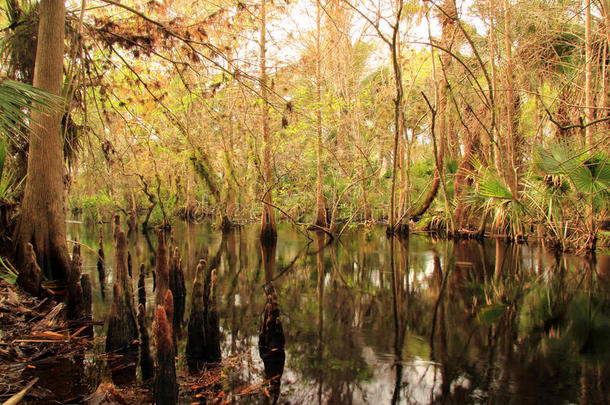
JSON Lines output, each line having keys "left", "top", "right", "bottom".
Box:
{"left": 533, "top": 144, "right": 582, "bottom": 176}
{"left": 478, "top": 174, "right": 514, "bottom": 200}
{"left": 472, "top": 162, "right": 514, "bottom": 201}
{"left": 571, "top": 155, "right": 610, "bottom": 195}
{"left": 0, "top": 79, "right": 63, "bottom": 140}
{"left": 533, "top": 144, "right": 610, "bottom": 196}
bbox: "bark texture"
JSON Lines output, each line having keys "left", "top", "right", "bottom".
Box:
{"left": 16, "top": 243, "right": 41, "bottom": 296}
{"left": 155, "top": 229, "right": 169, "bottom": 307}
{"left": 137, "top": 304, "right": 154, "bottom": 382}
{"left": 186, "top": 259, "right": 206, "bottom": 368}
{"left": 15, "top": 0, "right": 70, "bottom": 282}
{"left": 153, "top": 306, "right": 178, "bottom": 405}
{"left": 105, "top": 230, "right": 138, "bottom": 353}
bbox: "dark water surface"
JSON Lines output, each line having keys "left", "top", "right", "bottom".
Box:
{"left": 67, "top": 221, "right": 610, "bottom": 404}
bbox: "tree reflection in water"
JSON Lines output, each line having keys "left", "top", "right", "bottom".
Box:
{"left": 259, "top": 239, "right": 285, "bottom": 404}
{"left": 67, "top": 222, "right": 610, "bottom": 404}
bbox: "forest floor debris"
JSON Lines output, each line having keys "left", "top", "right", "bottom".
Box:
{"left": 0, "top": 278, "right": 278, "bottom": 404}
{"left": 0, "top": 279, "right": 94, "bottom": 404}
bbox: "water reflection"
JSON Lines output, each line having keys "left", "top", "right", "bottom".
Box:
{"left": 96, "top": 227, "right": 106, "bottom": 300}
{"left": 66, "top": 221, "right": 610, "bottom": 404}
{"left": 259, "top": 281, "right": 285, "bottom": 404}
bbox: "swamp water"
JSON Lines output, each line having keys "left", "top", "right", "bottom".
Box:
{"left": 65, "top": 221, "right": 610, "bottom": 404}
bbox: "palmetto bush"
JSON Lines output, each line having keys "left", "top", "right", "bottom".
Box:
{"left": 467, "top": 144, "right": 609, "bottom": 251}
{"left": 465, "top": 158, "right": 528, "bottom": 240}
{"left": 526, "top": 144, "right": 609, "bottom": 250}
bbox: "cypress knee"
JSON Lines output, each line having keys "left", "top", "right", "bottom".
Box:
{"left": 80, "top": 273, "right": 93, "bottom": 337}
{"left": 105, "top": 229, "right": 138, "bottom": 354}
{"left": 137, "top": 304, "right": 154, "bottom": 382}
{"left": 153, "top": 305, "right": 178, "bottom": 405}
{"left": 205, "top": 269, "right": 221, "bottom": 363}
{"left": 186, "top": 259, "right": 206, "bottom": 369}
{"left": 164, "top": 289, "right": 174, "bottom": 331}
{"left": 259, "top": 283, "right": 285, "bottom": 403}
{"left": 169, "top": 247, "right": 186, "bottom": 331}
{"left": 155, "top": 229, "right": 169, "bottom": 307}
{"left": 67, "top": 242, "right": 84, "bottom": 320}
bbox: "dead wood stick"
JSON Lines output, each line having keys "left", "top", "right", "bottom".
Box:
{"left": 2, "top": 377, "right": 39, "bottom": 405}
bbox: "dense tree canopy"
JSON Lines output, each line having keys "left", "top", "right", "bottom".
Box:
{"left": 0, "top": 0, "right": 608, "bottom": 254}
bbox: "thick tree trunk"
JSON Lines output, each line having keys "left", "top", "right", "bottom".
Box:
{"left": 260, "top": 0, "right": 276, "bottom": 241}
{"left": 439, "top": 0, "right": 458, "bottom": 159}
{"left": 15, "top": 0, "right": 70, "bottom": 282}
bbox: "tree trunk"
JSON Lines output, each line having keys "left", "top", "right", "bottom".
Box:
{"left": 503, "top": 0, "right": 521, "bottom": 195}
{"left": 585, "top": 0, "right": 594, "bottom": 147}
{"left": 454, "top": 114, "right": 481, "bottom": 231}
{"left": 388, "top": 0, "right": 404, "bottom": 234}
{"left": 15, "top": 0, "right": 70, "bottom": 282}
{"left": 410, "top": 174, "right": 440, "bottom": 219}
{"left": 489, "top": 0, "right": 506, "bottom": 184}
{"left": 439, "top": 0, "right": 457, "bottom": 159}
{"left": 313, "top": 0, "right": 327, "bottom": 228}
{"left": 260, "top": 0, "right": 276, "bottom": 241}
{"left": 411, "top": 0, "right": 455, "bottom": 221}
{"left": 602, "top": 1, "right": 610, "bottom": 134}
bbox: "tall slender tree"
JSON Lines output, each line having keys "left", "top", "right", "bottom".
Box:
{"left": 585, "top": 0, "right": 594, "bottom": 147}
{"left": 503, "top": 0, "right": 521, "bottom": 195}
{"left": 313, "top": 0, "right": 328, "bottom": 228}
{"left": 260, "top": 0, "right": 277, "bottom": 241}
{"left": 411, "top": 0, "right": 456, "bottom": 220}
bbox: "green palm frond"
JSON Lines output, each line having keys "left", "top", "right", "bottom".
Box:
{"left": 533, "top": 144, "right": 610, "bottom": 197}
{"left": 0, "top": 137, "right": 22, "bottom": 199}
{"left": 533, "top": 144, "right": 582, "bottom": 175}
{"left": 0, "top": 137, "right": 5, "bottom": 177}
{"left": 478, "top": 173, "right": 514, "bottom": 200}
{"left": 571, "top": 154, "right": 610, "bottom": 195}
{"left": 0, "top": 79, "right": 64, "bottom": 140}
{"left": 470, "top": 158, "right": 514, "bottom": 201}
{"left": 522, "top": 178, "right": 564, "bottom": 234}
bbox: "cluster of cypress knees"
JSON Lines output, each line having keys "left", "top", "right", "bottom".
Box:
{"left": 102, "top": 215, "right": 218, "bottom": 404}
{"left": 101, "top": 216, "right": 285, "bottom": 404}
